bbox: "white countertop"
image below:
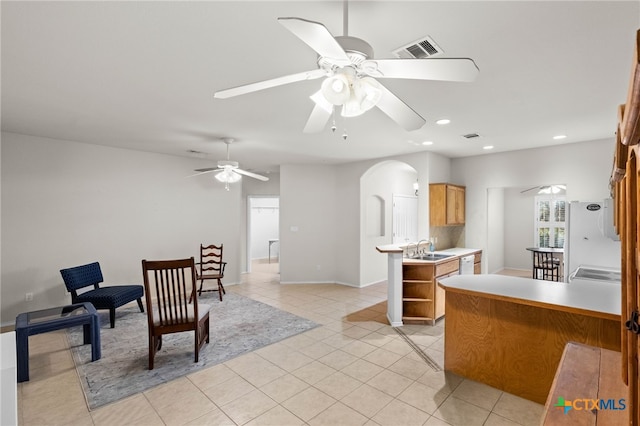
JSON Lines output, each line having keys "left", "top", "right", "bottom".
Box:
{"left": 376, "top": 244, "right": 481, "bottom": 257}
{"left": 439, "top": 274, "right": 620, "bottom": 319}
{"left": 441, "top": 248, "right": 481, "bottom": 256}
{"left": 403, "top": 248, "right": 482, "bottom": 264}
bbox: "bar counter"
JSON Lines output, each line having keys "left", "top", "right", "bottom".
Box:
{"left": 438, "top": 274, "right": 621, "bottom": 404}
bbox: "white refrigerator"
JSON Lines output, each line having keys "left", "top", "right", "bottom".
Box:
{"left": 565, "top": 200, "right": 621, "bottom": 281}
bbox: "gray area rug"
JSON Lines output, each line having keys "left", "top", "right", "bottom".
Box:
{"left": 67, "top": 292, "right": 319, "bottom": 410}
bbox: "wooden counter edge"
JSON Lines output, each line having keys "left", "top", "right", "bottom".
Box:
{"left": 376, "top": 246, "right": 403, "bottom": 254}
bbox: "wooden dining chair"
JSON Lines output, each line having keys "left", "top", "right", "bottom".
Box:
{"left": 141, "top": 257, "right": 211, "bottom": 370}
{"left": 532, "top": 251, "right": 561, "bottom": 281}
{"left": 195, "top": 244, "right": 227, "bottom": 301}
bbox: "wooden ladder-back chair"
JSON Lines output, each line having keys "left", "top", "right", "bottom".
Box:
{"left": 196, "top": 244, "right": 226, "bottom": 301}
{"left": 141, "top": 257, "right": 211, "bottom": 370}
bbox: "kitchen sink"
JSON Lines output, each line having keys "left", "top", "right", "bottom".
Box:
{"left": 409, "top": 253, "right": 455, "bottom": 261}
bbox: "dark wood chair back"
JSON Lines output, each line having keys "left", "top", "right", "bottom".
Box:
{"left": 141, "top": 257, "right": 210, "bottom": 369}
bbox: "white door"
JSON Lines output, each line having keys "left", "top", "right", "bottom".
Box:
{"left": 392, "top": 195, "right": 418, "bottom": 244}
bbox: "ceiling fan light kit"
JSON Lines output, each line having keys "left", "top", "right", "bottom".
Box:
{"left": 322, "top": 72, "right": 383, "bottom": 118}
{"left": 321, "top": 73, "right": 351, "bottom": 105}
{"left": 215, "top": 168, "right": 242, "bottom": 191}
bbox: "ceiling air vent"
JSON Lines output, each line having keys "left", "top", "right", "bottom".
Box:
{"left": 462, "top": 133, "right": 480, "bottom": 139}
{"left": 392, "top": 35, "right": 444, "bottom": 59}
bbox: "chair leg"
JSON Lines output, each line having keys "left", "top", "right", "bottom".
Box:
{"left": 109, "top": 307, "right": 116, "bottom": 328}
{"left": 205, "top": 316, "right": 210, "bottom": 344}
{"left": 149, "top": 335, "right": 155, "bottom": 370}
{"left": 194, "top": 329, "right": 200, "bottom": 363}
{"left": 136, "top": 298, "right": 145, "bottom": 313}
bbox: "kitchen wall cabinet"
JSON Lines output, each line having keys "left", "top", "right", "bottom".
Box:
{"left": 429, "top": 184, "right": 466, "bottom": 226}
{"left": 402, "top": 258, "right": 459, "bottom": 325}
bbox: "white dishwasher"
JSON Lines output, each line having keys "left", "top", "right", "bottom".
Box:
{"left": 459, "top": 255, "right": 475, "bottom": 275}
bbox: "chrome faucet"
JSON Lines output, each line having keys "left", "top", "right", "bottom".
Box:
{"left": 416, "top": 239, "right": 428, "bottom": 255}
{"left": 405, "top": 242, "right": 417, "bottom": 257}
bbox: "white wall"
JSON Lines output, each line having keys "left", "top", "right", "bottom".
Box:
{"left": 452, "top": 138, "right": 614, "bottom": 272}
{"left": 279, "top": 164, "right": 338, "bottom": 284}
{"left": 486, "top": 187, "right": 505, "bottom": 274}
{"left": 337, "top": 151, "right": 447, "bottom": 287}
{"left": 1, "top": 132, "right": 242, "bottom": 325}
{"left": 504, "top": 187, "right": 540, "bottom": 270}
{"left": 359, "top": 161, "right": 417, "bottom": 286}
{"left": 281, "top": 151, "right": 448, "bottom": 288}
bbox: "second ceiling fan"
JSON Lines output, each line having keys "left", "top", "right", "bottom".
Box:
{"left": 214, "top": 1, "right": 479, "bottom": 133}
{"left": 193, "top": 138, "right": 269, "bottom": 191}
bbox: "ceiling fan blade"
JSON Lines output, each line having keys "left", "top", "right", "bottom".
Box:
{"left": 362, "top": 58, "right": 479, "bottom": 82}
{"left": 186, "top": 168, "right": 222, "bottom": 178}
{"left": 375, "top": 83, "right": 426, "bottom": 131}
{"left": 233, "top": 168, "right": 270, "bottom": 182}
{"left": 214, "top": 69, "right": 326, "bottom": 99}
{"left": 520, "top": 186, "right": 540, "bottom": 194}
{"left": 304, "top": 91, "right": 333, "bottom": 133}
{"left": 278, "top": 17, "right": 351, "bottom": 66}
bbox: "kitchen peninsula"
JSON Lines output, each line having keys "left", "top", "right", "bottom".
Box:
{"left": 438, "top": 274, "right": 621, "bottom": 404}
{"left": 376, "top": 244, "right": 481, "bottom": 326}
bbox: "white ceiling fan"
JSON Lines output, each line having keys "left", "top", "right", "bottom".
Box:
{"left": 520, "top": 184, "right": 567, "bottom": 194}
{"left": 214, "top": 0, "right": 479, "bottom": 133}
{"left": 192, "top": 138, "right": 269, "bottom": 190}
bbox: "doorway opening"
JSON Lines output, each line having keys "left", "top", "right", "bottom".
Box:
{"left": 247, "top": 196, "right": 280, "bottom": 274}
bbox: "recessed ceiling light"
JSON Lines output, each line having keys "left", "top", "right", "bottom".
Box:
{"left": 553, "top": 134, "right": 567, "bottom": 140}
{"left": 436, "top": 119, "right": 450, "bottom": 125}
{"left": 422, "top": 141, "right": 434, "bottom": 146}
{"left": 483, "top": 145, "right": 494, "bottom": 150}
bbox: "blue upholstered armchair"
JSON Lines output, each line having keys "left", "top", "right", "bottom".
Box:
{"left": 60, "top": 262, "right": 144, "bottom": 328}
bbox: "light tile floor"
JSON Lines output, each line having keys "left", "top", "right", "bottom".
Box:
{"left": 15, "top": 262, "right": 544, "bottom": 425}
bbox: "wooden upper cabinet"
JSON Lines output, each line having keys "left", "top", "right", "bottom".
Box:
{"left": 430, "top": 184, "right": 466, "bottom": 226}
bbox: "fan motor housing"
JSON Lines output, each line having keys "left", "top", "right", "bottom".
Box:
{"left": 218, "top": 160, "right": 239, "bottom": 168}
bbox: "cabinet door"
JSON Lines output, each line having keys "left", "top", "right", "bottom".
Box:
{"left": 455, "top": 186, "right": 466, "bottom": 224}
{"left": 430, "top": 183, "right": 465, "bottom": 226}
{"left": 446, "top": 186, "right": 457, "bottom": 224}
{"left": 435, "top": 278, "right": 447, "bottom": 319}
{"left": 429, "top": 184, "right": 447, "bottom": 226}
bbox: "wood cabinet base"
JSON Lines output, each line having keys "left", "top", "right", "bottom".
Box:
{"left": 444, "top": 291, "right": 621, "bottom": 404}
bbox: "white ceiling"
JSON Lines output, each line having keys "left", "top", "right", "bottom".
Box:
{"left": 2, "top": 1, "right": 639, "bottom": 174}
